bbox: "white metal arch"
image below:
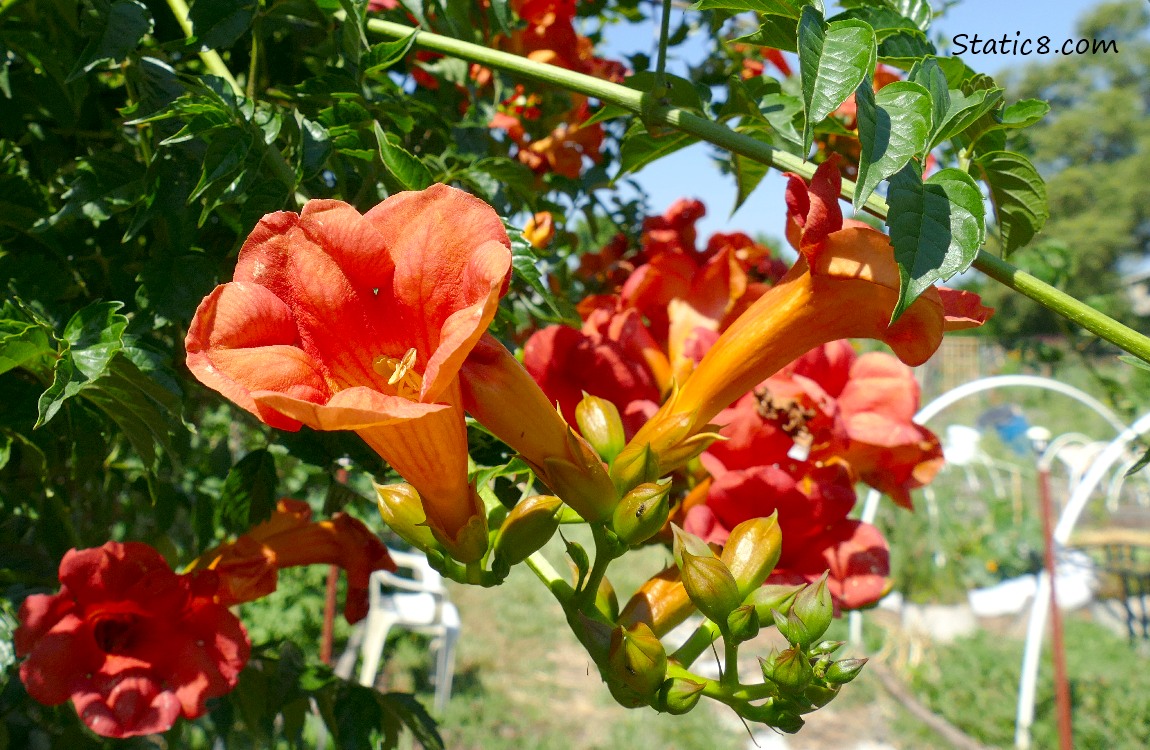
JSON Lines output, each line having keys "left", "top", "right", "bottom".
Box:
{"left": 844, "top": 375, "right": 1130, "bottom": 750}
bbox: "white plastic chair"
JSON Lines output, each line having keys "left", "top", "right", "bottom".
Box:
{"left": 335, "top": 549, "right": 461, "bottom": 714}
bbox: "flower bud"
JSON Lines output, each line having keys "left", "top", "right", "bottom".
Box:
{"left": 618, "top": 566, "right": 694, "bottom": 638}
{"left": 575, "top": 394, "right": 626, "bottom": 463}
{"left": 610, "top": 441, "right": 660, "bottom": 493}
{"left": 606, "top": 678, "right": 648, "bottom": 709}
{"left": 373, "top": 482, "right": 438, "bottom": 552}
{"left": 720, "top": 512, "right": 782, "bottom": 600}
{"left": 596, "top": 575, "right": 620, "bottom": 621}
{"left": 748, "top": 583, "right": 804, "bottom": 622}
{"left": 535, "top": 426, "right": 619, "bottom": 522}
{"left": 742, "top": 698, "right": 805, "bottom": 733}
{"left": 657, "top": 677, "right": 705, "bottom": 715}
{"left": 493, "top": 494, "right": 562, "bottom": 566}
{"left": 725, "top": 604, "right": 759, "bottom": 644}
{"left": 607, "top": 623, "right": 668, "bottom": 698}
{"left": 672, "top": 527, "right": 741, "bottom": 626}
{"left": 523, "top": 211, "right": 554, "bottom": 249}
{"left": 810, "top": 640, "right": 846, "bottom": 657}
{"left": 612, "top": 479, "right": 672, "bottom": 547}
{"left": 771, "top": 608, "right": 815, "bottom": 648}
{"left": 790, "top": 572, "right": 833, "bottom": 646}
{"left": 825, "top": 657, "right": 867, "bottom": 685}
{"left": 762, "top": 646, "right": 812, "bottom": 693}
{"left": 803, "top": 684, "right": 839, "bottom": 710}
{"left": 571, "top": 611, "right": 613, "bottom": 664}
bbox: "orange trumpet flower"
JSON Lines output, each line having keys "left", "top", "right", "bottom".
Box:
{"left": 187, "top": 499, "right": 396, "bottom": 624}
{"left": 185, "top": 186, "right": 512, "bottom": 562}
{"left": 612, "top": 158, "right": 990, "bottom": 489}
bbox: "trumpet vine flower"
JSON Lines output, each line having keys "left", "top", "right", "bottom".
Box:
{"left": 612, "top": 158, "right": 990, "bottom": 488}
{"left": 186, "top": 185, "right": 511, "bottom": 561}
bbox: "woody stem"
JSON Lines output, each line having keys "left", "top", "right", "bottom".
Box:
{"left": 365, "top": 18, "right": 1150, "bottom": 364}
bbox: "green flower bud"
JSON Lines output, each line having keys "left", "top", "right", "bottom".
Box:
{"left": 657, "top": 677, "right": 705, "bottom": 715}
{"left": 810, "top": 640, "right": 846, "bottom": 657}
{"left": 571, "top": 611, "right": 613, "bottom": 664}
{"left": 748, "top": 583, "right": 805, "bottom": 622}
{"left": 607, "top": 623, "right": 668, "bottom": 698}
{"left": 803, "top": 684, "right": 839, "bottom": 711}
{"left": 742, "top": 699, "right": 805, "bottom": 734}
{"left": 611, "top": 441, "right": 661, "bottom": 492}
{"left": 612, "top": 479, "right": 672, "bottom": 546}
{"left": 790, "top": 572, "right": 833, "bottom": 646}
{"left": 670, "top": 523, "right": 715, "bottom": 568}
{"left": 606, "top": 678, "right": 648, "bottom": 709}
{"left": 373, "top": 482, "right": 438, "bottom": 552}
{"left": 493, "top": 494, "right": 562, "bottom": 565}
{"left": 576, "top": 394, "right": 626, "bottom": 463}
{"left": 536, "top": 426, "right": 620, "bottom": 522}
{"left": 725, "top": 604, "right": 760, "bottom": 644}
{"left": 825, "top": 657, "right": 868, "bottom": 685}
{"left": 762, "top": 646, "right": 813, "bottom": 693}
{"left": 720, "top": 512, "right": 782, "bottom": 599}
{"left": 679, "top": 550, "right": 742, "bottom": 626}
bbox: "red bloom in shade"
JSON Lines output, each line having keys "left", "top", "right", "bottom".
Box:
{"left": 187, "top": 499, "right": 396, "bottom": 624}
{"left": 524, "top": 306, "right": 666, "bottom": 437}
{"left": 683, "top": 461, "right": 891, "bottom": 609}
{"left": 15, "top": 542, "right": 249, "bottom": 738}
{"left": 786, "top": 341, "right": 944, "bottom": 509}
{"left": 185, "top": 186, "right": 511, "bottom": 562}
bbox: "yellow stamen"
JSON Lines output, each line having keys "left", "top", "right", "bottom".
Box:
{"left": 372, "top": 348, "right": 423, "bottom": 399}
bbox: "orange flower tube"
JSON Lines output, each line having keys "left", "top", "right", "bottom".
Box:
{"left": 459, "top": 333, "right": 619, "bottom": 521}
{"left": 185, "top": 186, "right": 512, "bottom": 562}
{"left": 612, "top": 159, "right": 988, "bottom": 488}
{"left": 186, "top": 499, "right": 396, "bottom": 623}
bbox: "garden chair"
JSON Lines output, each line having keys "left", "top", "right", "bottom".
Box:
{"left": 335, "top": 548, "right": 461, "bottom": 714}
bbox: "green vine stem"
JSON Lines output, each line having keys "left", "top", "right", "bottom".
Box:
{"left": 365, "top": 18, "right": 1150, "bottom": 364}
{"left": 164, "top": 0, "right": 243, "bottom": 95}
{"left": 653, "top": 0, "right": 674, "bottom": 98}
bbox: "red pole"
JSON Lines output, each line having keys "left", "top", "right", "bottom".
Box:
{"left": 1037, "top": 466, "right": 1074, "bottom": 750}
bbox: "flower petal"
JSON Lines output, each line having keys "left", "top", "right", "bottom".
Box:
{"left": 254, "top": 387, "right": 447, "bottom": 430}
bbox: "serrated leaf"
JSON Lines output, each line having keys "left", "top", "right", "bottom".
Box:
{"left": 887, "top": 165, "right": 985, "bottom": 321}
{"left": 1000, "top": 98, "right": 1048, "bottom": 128}
{"left": 63, "top": 301, "right": 129, "bottom": 380}
{"left": 379, "top": 693, "right": 444, "bottom": 750}
{"left": 733, "top": 14, "right": 800, "bottom": 52}
{"left": 189, "top": 0, "right": 257, "bottom": 50}
{"left": 79, "top": 356, "right": 180, "bottom": 471}
{"left": 372, "top": 122, "right": 433, "bottom": 190}
{"left": 0, "top": 318, "right": 53, "bottom": 376}
{"left": 490, "top": 0, "right": 512, "bottom": 34}
{"left": 693, "top": 0, "right": 805, "bottom": 14}
{"left": 217, "top": 449, "right": 278, "bottom": 533}
{"left": 854, "top": 80, "right": 932, "bottom": 209}
{"left": 930, "top": 87, "right": 1002, "bottom": 149}
{"left": 190, "top": 133, "right": 252, "bottom": 202}
{"left": 798, "top": 6, "right": 876, "bottom": 153}
{"left": 887, "top": 0, "right": 931, "bottom": 31}
{"left": 829, "top": 5, "right": 918, "bottom": 40}
{"left": 68, "top": 0, "right": 153, "bottom": 82}
{"left": 363, "top": 31, "right": 417, "bottom": 78}
{"left": 973, "top": 151, "right": 1048, "bottom": 255}
{"left": 617, "top": 121, "right": 698, "bottom": 178}
{"left": 878, "top": 29, "right": 935, "bottom": 62}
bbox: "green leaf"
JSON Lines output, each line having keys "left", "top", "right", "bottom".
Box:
{"left": 0, "top": 317, "right": 53, "bottom": 377}
{"left": 798, "top": 6, "right": 876, "bottom": 153}
{"left": 363, "top": 31, "right": 417, "bottom": 78}
{"left": 886, "top": 165, "right": 986, "bottom": 321}
{"left": 68, "top": 0, "right": 153, "bottom": 82}
{"left": 930, "top": 87, "right": 1002, "bottom": 149}
{"left": 973, "top": 151, "right": 1048, "bottom": 255}
{"left": 617, "top": 120, "right": 698, "bottom": 178}
{"left": 189, "top": 0, "right": 258, "bottom": 50}
{"left": 217, "top": 449, "right": 278, "bottom": 533}
{"left": 829, "top": 5, "right": 919, "bottom": 40}
{"left": 563, "top": 533, "right": 590, "bottom": 591}
{"left": 886, "top": 0, "right": 931, "bottom": 31}
{"left": 490, "top": 0, "right": 512, "bottom": 34}
{"left": 372, "top": 122, "right": 433, "bottom": 190}
{"left": 63, "top": 301, "right": 129, "bottom": 381}
{"left": 854, "top": 80, "right": 932, "bottom": 209}
{"left": 1000, "top": 98, "right": 1049, "bottom": 129}
{"left": 379, "top": 694, "right": 444, "bottom": 750}
{"left": 1126, "top": 445, "right": 1150, "bottom": 477}
{"left": 734, "top": 15, "right": 800, "bottom": 52}
{"left": 877, "top": 29, "right": 936, "bottom": 63}
{"left": 79, "top": 356, "right": 181, "bottom": 471}
{"left": 1119, "top": 355, "right": 1150, "bottom": 372}
{"left": 190, "top": 132, "right": 252, "bottom": 202}
{"left": 692, "top": 0, "right": 805, "bottom": 14}
{"left": 731, "top": 148, "right": 771, "bottom": 212}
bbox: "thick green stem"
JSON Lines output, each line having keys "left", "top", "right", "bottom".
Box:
{"left": 365, "top": 19, "right": 1150, "bottom": 363}
{"left": 526, "top": 551, "right": 576, "bottom": 606}
{"left": 653, "top": 0, "right": 674, "bottom": 97}
{"left": 576, "top": 524, "right": 618, "bottom": 609}
{"left": 669, "top": 619, "right": 720, "bottom": 668}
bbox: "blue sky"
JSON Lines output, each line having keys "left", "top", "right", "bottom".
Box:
{"left": 597, "top": 1, "right": 1097, "bottom": 243}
